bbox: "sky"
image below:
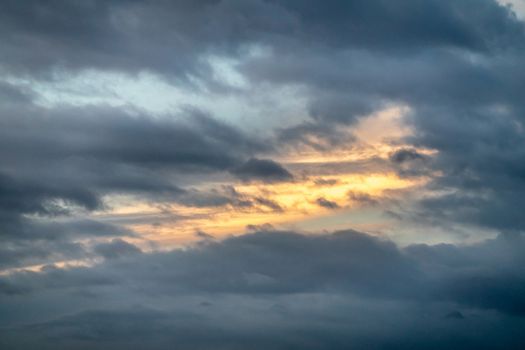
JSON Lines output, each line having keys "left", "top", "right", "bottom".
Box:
{"left": 1, "top": 0, "right": 525, "bottom": 348}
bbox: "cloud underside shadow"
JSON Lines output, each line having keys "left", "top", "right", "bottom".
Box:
{"left": 1, "top": 229, "right": 525, "bottom": 349}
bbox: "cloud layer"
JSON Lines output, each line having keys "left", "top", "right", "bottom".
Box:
{"left": 1, "top": 0, "right": 525, "bottom": 348}
{"left": 1, "top": 229, "right": 525, "bottom": 349}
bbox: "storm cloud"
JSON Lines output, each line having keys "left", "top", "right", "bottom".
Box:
{"left": 1, "top": 0, "right": 525, "bottom": 348}
{"left": 1, "top": 229, "right": 525, "bottom": 349}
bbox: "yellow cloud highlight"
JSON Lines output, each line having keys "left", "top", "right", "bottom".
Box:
{"left": 99, "top": 170, "right": 425, "bottom": 247}
{"left": 280, "top": 104, "right": 413, "bottom": 164}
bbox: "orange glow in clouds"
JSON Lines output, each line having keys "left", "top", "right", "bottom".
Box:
{"left": 94, "top": 105, "right": 432, "bottom": 248}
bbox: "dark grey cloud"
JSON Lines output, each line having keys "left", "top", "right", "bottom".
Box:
{"left": 0, "top": 239, "right": 86, "bottom": 271}
{"left": 231, "top": 158, "right": 293, "bottom": 183}
{"left": 0, "top": 95, "right": 272, "bottom": 269}
{"left": 277, "top": 121, "right": 355, "bottom": 151}
{"left": 408, "top": 105, "right": 525, "bottom": 230}
{"left": 194, "top": 230, "right": 215, "bottom": 241}
{"left": 176, "top": 187, "right": 251, "bottom": 209}
{"left": 0, "top": 106, "right": 264, "bottom": 179}
{"left": 389, "top": 148, "right": 427, "bottom": 164}
{"left": 0, "top": 218, "right": 135, "bottom": 269}
{"left": 176, "top": 186, "right": 285, "bottom": 213}
{"left": 0, "top": 0, "right": 294, "bottom": 84}
{"left": 1, "top": 230, "right": 525, "bottom": 349}
{"left": 253, "top": 197, "right": 283, "bottom": 212}
{"left": 4, "top": 302, "right": 524, "bottom": 350}
{"left": 0, "top": 106, "right": 261, "bottom": 218}
{"left": 0, "top": 81, "right": 33, "bottom": 104}
{"left": 271, "top": 0, "right": 524, "bottom": 52}
{"left": 93, "top": 239, "right": 142, "bottom": 260}
{"left": 388, "top": 148, "right": 432, "bottom": 178}
{"left": 0, "top": 230, "right": 415, "bottom": 297}
{"left": 2, "top": 229, "right": 524, "bottom": 315}
{"left": 1, "top": 0, "right": 521, "bottom": 79}
{"left": 315, "top": 197, "right": 340, "bottom": 209}
{"left": 348, "top": 191, "right": 379, "bottom": 206}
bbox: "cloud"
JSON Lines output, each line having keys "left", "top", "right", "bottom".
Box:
{"left": 1, "top": 0, "right": 525, "bottom": 347}
{"left": 2, "top": 0, "right": 520, "bottom": 78}
{"left": 3, "top": 229, "right": 525, "bottom": 310}
{"left": 231, "top": 158, "right": 293, "bottom": 183}
{"left": 1, "top": 229, "right": 525, "bottom": 348}
{"left": 0, "top": 105, "right": 264, "bottom": 212}
{"left": 93, "top": 239, "right": 142, "bottom": 260}
{"left": 1, "top": 0, "right": 524, "bottom": 234}
{"left": 313, "top": 178, "right": 339, "bottom": 186}
{"left": 389, "top": 148, "right": 427, "bottom": 164}
{"left": 237, "top": 0, "right": 525, "bottom": 232}
{"left": 194, "top": 230, "right": 215, "bottom": 241}
{"left": 277, "top": 121, "right": 356, "bottom": 151}
{"left": 0, "top": 98, "right": 269, "bottom": 269}
{"left": 315, "top": 197, "right": 340, "bottom": 209}
{"left": 347, "top": 191, "right": 379, "bottom": 206}
{"left": 0, "top": 218, "right": 135, "bottom": 269}
{"left": 0, "top": 0, "right": 295, "bottom": 82}
{"left": 246, "top": 223, "right": 275, "bottom": 232}
{"left": 253, "top": 197, "right": 284, "bottom": 212}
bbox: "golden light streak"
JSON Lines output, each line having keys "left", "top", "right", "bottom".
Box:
{"left": 98, "top": 170, "right": 427, "bottom": 247}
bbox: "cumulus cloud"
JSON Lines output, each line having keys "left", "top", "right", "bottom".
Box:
{"left": 1, "top": 229, "right": 525, "bottom": 348}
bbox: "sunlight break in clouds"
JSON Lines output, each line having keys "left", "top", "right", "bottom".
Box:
{"left": 92, "top": 104, "right": 430, "bottom": 247}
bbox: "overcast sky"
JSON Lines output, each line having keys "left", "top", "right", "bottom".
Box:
{"left": 1, "top": 1, "right": 525, "bottom": 349}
